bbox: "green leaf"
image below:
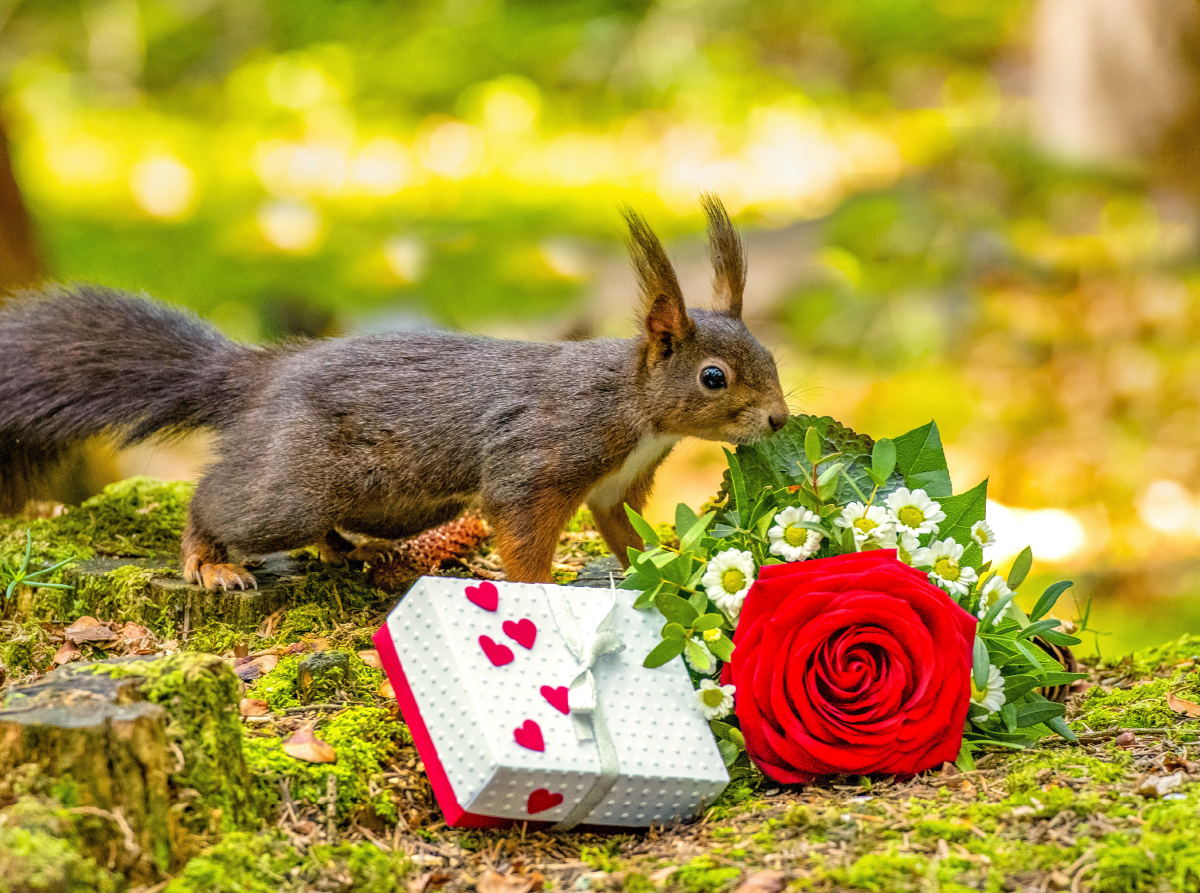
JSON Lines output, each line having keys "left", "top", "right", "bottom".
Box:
{"left": 710, "top": 720, "right": 733, "bottom": 739}
{"left": 709, "top": 634, "right": 734, "bottom": 662}
{"left": 935, "top": 479, "right": 988, "bottom": 561}
{"left": 1013, "top": 639, "right": 1046, "bottom": 672}
{"left": 632, "top": 581, "right": 664, "bottom": 610}
{"left": 1002, "top": 674, "right": 1040, "bottom": 701}
{"left": 679, "top": 511, "right": 716, "bottom": 553}
{"left": 955, "top": 740, "right": 976, "bottom": 772}
{"left": 684, "top": 638, "right": 712, "bottom": 672}
{"left": 643, "top": 638, "right": 686, "bottom": 668}
{"left": 1015, "top": 618, "right": 1063, "bottom": 641}
{"left": 891, "top": 420, "right": 952, "bottom": 497}
{"left": 1047, "top": 715, "right": 1078, "bottom": 742}
{"left": 1030, "top": 581, "right": 1074, "bottom": 622}
{"left": 662, "top": 622, "right": 688, "bottom": 640}
{"left": 871, "top": 438, "right": 897, "bottom": 481}
{"left": 1038, "top": 630, "right": 1082, "bottom": 646}
{"left": 625, "top": 505, "right": 660, "bottom": 547}
{"left": 980, "top": 589, "right": 1019, "bottom": 630}
{"left": 1007, "top": 547, "right": 1033, "bottom": 590}
{"left": 692, "top": 613, "right": 724, "bottom": 631}
{"left": 1000, "top": 701, "right": 1018, "bottom": 733}
{"left": 717, "top": 739, "right": 740, "bottom": 767}
{"left": 715, "top": 415, "right": 905, "bottom": 510}
{"left": 675, "top": 503, "right": 700, "bottom": 541}
{"left": 972, "top": 636, "right": 989, "bottom": 690}
{"left": 1014, "top": 696, "right": 1066, "bottom": 728}
{"left": 687, "top": 589, "right": 709, "bottom": 615}
{"left": 804, "top": 425, "right": 821, "bottom": 466}
{"left": 724, "top": 448, "right": 749, "bottom": 522}
{"left": 655, "top": 592, "right": 699, "bottom": 627}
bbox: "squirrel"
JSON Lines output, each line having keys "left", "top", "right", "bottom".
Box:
{"left": 0, "top": 196, "right": 789, "bottom": 591}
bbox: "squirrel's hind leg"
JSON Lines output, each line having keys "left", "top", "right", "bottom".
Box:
{"left": 487, "top": 491, "right": 583, "bottom": 583}
{"left": 182, "top": 511, "right": 258, "bottom": 592}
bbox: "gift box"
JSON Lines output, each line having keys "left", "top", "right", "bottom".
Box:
{"left": 373, "top": 577, "right": 729, "bottom": 830}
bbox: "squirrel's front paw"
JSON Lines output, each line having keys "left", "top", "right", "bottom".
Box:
{"left": 187, "top": 562, "right": 258, "bottom": 592}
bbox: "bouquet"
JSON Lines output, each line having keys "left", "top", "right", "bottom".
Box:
{"left": 623, "top": 415, "right": 1085, "bottom": 783}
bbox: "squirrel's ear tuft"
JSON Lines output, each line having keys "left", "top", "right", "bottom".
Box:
{"left": 622, "top": 206, "right": 694, "bottom": 348}
{"left": 701, "top": 193, "right": 745, "bottom": 319}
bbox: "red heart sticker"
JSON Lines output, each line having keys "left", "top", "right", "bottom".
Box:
{"left": 527, "top": 788, "right": 564, "bottom": 814}
{"left": 541, "top": 685, "right": 570, "bottom": 715}
{"left": 466, "top": 581, "right": 499, "bottom": 612}
{"left": 503, "top": 618, "right": 537, "bottom": 650}
{"left": 513, "top": 719, "right": 545, "bottom": 751}
{"left": 479, "top": 635, "right": 514, "bottom": 667}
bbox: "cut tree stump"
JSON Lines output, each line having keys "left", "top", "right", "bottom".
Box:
{"left": 63, "top": 552, "right": 312, "bottom": 633}
{"left": 0, "top": 671, "right": 176, "bottom": 879}
{"left": 298, "top": 649, "right": 352, "bottom": 703}
{"left": 0, "top": 652, "right": 256, "bottom": 880}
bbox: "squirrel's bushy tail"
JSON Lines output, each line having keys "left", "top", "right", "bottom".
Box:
{"left": 0, "top": 284, "right": 265, "bottom": 513}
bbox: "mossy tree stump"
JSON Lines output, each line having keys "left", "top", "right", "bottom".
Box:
{"left": 0, "top": 652, "right": 257, "bottom": 880}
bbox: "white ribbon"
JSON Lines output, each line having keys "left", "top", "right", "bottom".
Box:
{"left": 542, "top": 581, "right": 625, "bottom": 831}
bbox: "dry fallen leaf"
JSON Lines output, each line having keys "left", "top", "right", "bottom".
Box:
{"left": 732, "top": 870, "right": 787, "bottom": 893}
{"left": 1115, "top": 731, "right": 1137, "bottom": 747}
{"left": 63, "top": 616, "right": 118, "bottom": 644}
{"left": 118, "top": 621, "right": 150, "bottom": 640}
{"left": 358, "top": 649, "right": 383, "bottom": 669}
{"left": 282, "top": 725, "right": 337, "bottom": 764}
{"left": 649, "top": 866, "right": 678, "bottom": 887}
{"left": 378, "top": 679, "right": 395, "bottom": 699}
{"left": 235, "top": 653, "right": 280, "bottom": 682}
{"left": 476, "top": 871, "right": 533, "bottom": 893}
{"left": 233, "top": 642, "right": 250, "bottom": 660}
{"left": 408, "top": 871, "right": 453, "bottom": 893}
{"left": 239, "top": 698, "right": 270, "bottom": 717}
{"left": 1136, "top": 771, "right": 1185, "bottom": 798}
{"left": 53, "top": 641, "right": 82, "bottom": 665}
{"left": 1167, "top": 691, "right": 1200, "bottom": 718}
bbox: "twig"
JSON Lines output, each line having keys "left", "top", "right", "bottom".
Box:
{"left": 68, "top": 805, "right": 140, "bottom": 857}
{"left": 1073, "top": 727, "right": 1177, "bottom": 742}
{"left": 325, "top": 773, "right": 338, "bottom": 844}
{"left": 284, "top": 703, "right": 348, "bottom": 715}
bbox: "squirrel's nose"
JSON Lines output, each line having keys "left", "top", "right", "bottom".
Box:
{"left": 768, "top": 412, "right": 787, "bottom": 433}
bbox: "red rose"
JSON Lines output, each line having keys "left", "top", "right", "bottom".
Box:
{"left": 722, "top": 550, "right": 976, "bottom": 783}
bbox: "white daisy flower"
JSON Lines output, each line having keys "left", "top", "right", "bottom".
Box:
{"left": 971, "top": 664, "right": 1006, "bottom": 717}
{"left": 911, "top": 538, "right": 978, "bottom": 596}
{"left": 685, "top": 639, "right": 717, "bottom": 674}
{"left": 695, "top": 679, "right": 736, "bottom": 720}
{"left": 884, "top": 488, "right": 946, "bottom": 537}
{"left": 833, "top": 502, "right": 894, "bottom": 549}
{"left": 971, "top": 520, "right": 997, "bottom": 550}
{"left": 767, "top": 506, "right": 823, "bottom": 562}
{"left": 874, "top": 527, "right": 921, "bottom": 564}
{"left": 702, "top": 549, "right": 756, "bottom": 622}
{"left": 975, "top": 574, "right": 1012, "bottom": 620}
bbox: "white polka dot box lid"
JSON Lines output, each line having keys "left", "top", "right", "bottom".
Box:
{"left": 372, "top": 576, "right": 730, "bottom": 831}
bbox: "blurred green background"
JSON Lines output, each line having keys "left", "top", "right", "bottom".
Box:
{"left": 2, "top": 0, "right": 1199, "bottom": 655}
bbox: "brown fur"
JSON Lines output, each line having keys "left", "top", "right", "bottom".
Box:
{"left": 0, "top": 198, "right": 788, "bottom": 589}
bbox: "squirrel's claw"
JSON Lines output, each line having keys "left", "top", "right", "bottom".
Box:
{"left": 197, "top": 562, "right": 259, "bottom": 592}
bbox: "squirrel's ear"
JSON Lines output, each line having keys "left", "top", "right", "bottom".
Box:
{"left": 622, "top": 207, "right": 694, "bottom": 348}
{"left": 701, "top": 193, "right": 745, "bottom": 319}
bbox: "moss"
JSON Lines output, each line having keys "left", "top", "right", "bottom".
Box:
{"left": 0, "top": 618, "right": 52, "bottom": 675}
{"left": 274, "top": 601, "right": 337, "bottom": 641}
{"left": 837, "top": 850, "right": 931, "bottom": 893}
{"left": 1005, "top": 748, "right": 1132, "bottom": 794}
{"left": 1073, "top": 678, "right": 1188, "bottom": 731}
{"left": 243, "top": 706, "right": 408, "bottom": 822}
{"left": 1103, "top": 634, "right": 1200, "bottom": 678}
{"left": 672, "top": 856, "right": 741, "bottom": 893}
{"left": 69, "top": 562, "right": 179, "bottom": 634}
{"left": 162, "top": 831, "right": 413, "bottom": 893}
{"left": 77, "top": 653, "right": 257, "bottom": 831}
{"left": 247, "top": 650, "right": 385, "bottom": 712}
{"left": 54, "top": 477, "right": 193, "bottom": 558}
{"left": 0, "top": 796, "right": 120, "bottom": 893}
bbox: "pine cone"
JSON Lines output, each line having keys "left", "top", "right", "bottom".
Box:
{"left": 369, "top": 514, "right": 490, "bottom": 591}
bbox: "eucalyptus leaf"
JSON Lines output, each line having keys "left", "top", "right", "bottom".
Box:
{"left": 684, "top": 638, "right": 712, "bottom": 672}
{"left": 625, "top": 504, "right": 659, "bottom": 546}
{"left": 643, "top": 638, "right": 686, "bottom": 669}
{"left": 709, "top": 634, "right": 734, "bottom": 662}
{"left": 693, "top": 613, "right": 724, "bottom": 631}
{"left": 662, "top": 622, "right": 688, "bottom": 640}
{"left": 655, "top": 592, "right": 699, "bottom": 627}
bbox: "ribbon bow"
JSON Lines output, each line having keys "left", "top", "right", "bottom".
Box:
{"left": 541, "top": 580, "right": 626, "bottom": 830}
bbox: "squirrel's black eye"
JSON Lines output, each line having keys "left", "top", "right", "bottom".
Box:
{"left": 700, "top": 366, "right": 727, "bottom": 390}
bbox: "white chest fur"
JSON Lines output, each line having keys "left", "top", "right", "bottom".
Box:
{"left": 586, "top": 434, "right": 680, "bottom": 509}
